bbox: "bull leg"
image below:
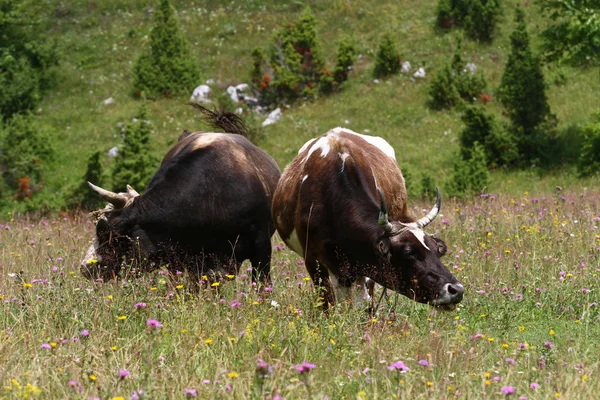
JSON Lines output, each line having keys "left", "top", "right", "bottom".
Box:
{"left": 305, "top": 258, "right": 334, "bottom": 310}
{"left": 355, "top": 276, "right": 373, "bottom": 310}
{"left": 250, "top": 237, "right": 272, "bottom": 286}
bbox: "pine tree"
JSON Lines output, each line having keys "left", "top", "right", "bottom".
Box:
{"left": 446, "top": 143, "right": 490, "bottom": 198}
{"left": 132, "top": 0, "right": 199, "bottom": 98}
{"left": 498, "top": 7, "right": 551, "bottom": 134}
{"left": 373, "top": 33, "right": 400, "bottom": 78}
{"left": 66, "top": 151, "right": 105, "bottom": 210}
{"left": 112, "top": 104, "right": 158, "bottom": 192}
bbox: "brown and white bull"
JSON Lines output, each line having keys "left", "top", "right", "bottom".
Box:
{"left": 272, "top": 127, "right": 464, "bottom": 310}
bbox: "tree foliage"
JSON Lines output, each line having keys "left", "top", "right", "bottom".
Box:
{"left": 373, "top": 33, "right": 400, "bottom": 78}
{"left": 112, "top": 104, "right": 158, "bottom": 192}
{"left": 0, "top": 0, "right": 57, "bottom": 119}
{"left": 132, "top": 0, "right": 199, "bottom": 98}
{"left": 66, "top": 151, "right": 106, "bottom": 210}
{"left": 577, "top": 119, "right": 600, "bottom": 177}
{"left": 537, "top": 0, "right": 600, "bottom": 66}
{"left": 446, "top": 143, "right": 490, "bottom": 198}
{"left": 436, "top": 0, "right": 502, "bottom": 42}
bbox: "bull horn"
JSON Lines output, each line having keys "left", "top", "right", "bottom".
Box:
{"left": 377, "top": 187, "right": 394, "bottom": 234}
{"left": 88, "top": 182, "right": 127, "bottom": 209}
{"left": 416, "top": 187, "right": 441, "bottom": 228}
{"left": 126, "top": 184, "right": 140, "bottom": 197}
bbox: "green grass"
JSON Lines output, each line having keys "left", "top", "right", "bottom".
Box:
{"left": 2, "top": 0, "right": 598, "bottom": 215}
{"left": 2, "top": 189, "right": 600, "bottom": 398}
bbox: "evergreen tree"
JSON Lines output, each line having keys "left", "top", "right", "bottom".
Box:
{"left": 66, "top": 151, "right": 106, "bottom": 210}
{"left": 498, "top": 7, "right": 554, "bottom": 163}
{"left": 577, "top": 120, "right": 600, "bottom": 177}
{"left": 373, "top": 33, "right": 400, "bottom": 78}
{"left": 112, "top": 104, "right": 158, "bottom": 192}
{"left": 446, "top": 143, "right": 490, "bottom": 198}
{"left": 132, "top": 0, "right": 199, "bottom": 98}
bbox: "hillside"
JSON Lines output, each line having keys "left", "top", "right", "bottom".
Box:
{"left": 3, "top": 0, "right": 600, "bottom": 214}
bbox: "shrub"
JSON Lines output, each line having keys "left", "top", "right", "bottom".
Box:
{"left": 577, "top": 121, "right": 600, "bottom": 177}
{"left": 373, "top": 33, "right": 400, "bottom": 78}
{"left": 66, "top": 151, "right": 106, "bottom": 210}
{"left": 498, "top": 6, "right": 555, "bottom": 163}
{"left": 420, "top": 173, "right": 437, "bottom": 200}
{"left": 251, "top": 8, "right": 327, "bottom": 106}
{"left": 132, "top": 0, "right": 199, "bottom": 98}
{"left": 0, "top": 113, "right": 54, "bottom": 193}
{"left": 459, "top": 105, "right": 518, "bottom": 167}
{"left": 321, "top": 36, "right": 357, "bottom": 94}
{"left": 112, "top": 104, "right": 159, "bottom": 192}
{"left": 436, "top": 0, "right": 502, "bottom": 42}
{"left": 446, "top": 142, "right": 490, "bottom": 198}
{"left": 0, "top": 0, "right": 57, "bottom": 118}
{"left": 428, "top": 39, "right": 487, "bottom": 109}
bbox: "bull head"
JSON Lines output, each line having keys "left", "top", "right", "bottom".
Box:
{"left": 88, "top": 182, "right": 139, "bottom": 209}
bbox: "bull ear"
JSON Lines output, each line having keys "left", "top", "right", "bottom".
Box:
{"left": 375, "top": 238, "right": 391, "bottom": 264}
{"left": 433, "top": 237, "right": 447, "bottom": 257}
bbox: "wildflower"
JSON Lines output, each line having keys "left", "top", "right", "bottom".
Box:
{"left": 23, "top": 283, "right": 32, "bottom": 288}
{"left": 519, "top": 326, "right": 525, "bottom": 331}
{"left": 230, "top": 300, "right": 242, "bottom": 308}
{"left": 418, "top": 360, "right": 429, "bottom": 368}
{"left": 211, "top": 282, "right": 220, "bottom": 287}
{"left": 506, "top": 358, "right": 516, "bottom": 365}
{"left": 184, "top": 388, "right": 197, "bottom": 397}
{"left": 87, "top": 259, "right": 98, "bottom": 265}
{"left": 470, "top": 333, "right": 484, "bottom": 340}
{"left": 426, "top": 381, "right": 433, "bottom": 386}
{"left": 530, "top": 382, "right": 540, "bottom": 389}
{"left": 549, "top": 329, "right": 555, "bottom": 335}
{"left": 146, "top": 319, "right": 163, "bottom": 331}
{"left": 544, "top": 341, "right": 554, "bottom": 349}
{"left": 117, "top": 315, "right": 127, "bottom": 321}
{"left": 175, "top": 285, "right": 183, "bottom": 289}
{"left": 228, "top": 372, "right": 238, "bottom": 378}
{"left": 204, "top": 338, "right": 213, "bottom": 344}
{"left": 293, "top": 361, "right": 317, "bottom": 373}
{"left": 134, "top": 302, "right": 147, "bottom": 309}
{"left": 387, "top": 361, "right": 410, "bottom": 372}
{"left": 118, "top": 369, "right": 130, "bottom": 379}
{"left": 112, "top": 397, "right": 125, "bottom": 400}
{"left": 89, "top": 375, "right": 97, "bottom": 382}
{"left": 111, "top": 346, "right": 118, "bottom": 351}
{"left": 41, "top": 343, "right": 52, "bottom": 349}
{"left": 80, "top": 329, "right": 90, "bottom": 338}
{"left": 202, "top": 379, "right": 210, "bottom": 384}
{"left": 501, "top": 386, "right": 516, "bottom": 395}
{"left": 131, "top": 389, "right": 144, "bottom": 400}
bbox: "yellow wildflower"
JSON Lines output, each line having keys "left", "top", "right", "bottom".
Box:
{"left": 228, "top": 372, "right": 238, "bottom": 378}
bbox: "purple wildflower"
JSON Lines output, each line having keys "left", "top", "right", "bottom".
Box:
{"left": 135, "top": 302, "right": 147, "bottom": 309}
{"left": 131, "top": 389, "right": 144, "bottom": 400}
{"left": 80, "top": 329, "right": 90, "bottom": 338}
{"left": 544, "top": 341, "right": 554, "bottom": 349}
{"left": 184, "top": 388, "right": 197, "bottom": 397}
{"left": 530, "top": 382, "right": 540, "bottom": 389}
{"left": 501, "top": 386, "right": 516, "bottom": 395}
{"left": 41, "top": 343, "right": 51, "bottom": 349}
{"left": 146, "top": 319, "right": 163, "bottom": 331}
{"left": 505, "top": 357, "right": 515, "bottom": 365}
{"left": 387, "top": 361, "right": 410, "bottom": 372}
{"left": 293, "top": 361, "right": 317, "bottom": 373}
{"left": 118, "top": 369, "right": 130, "bottom": 378}
{"left": 417, "top": 359, "right": 429, "bottom": 368}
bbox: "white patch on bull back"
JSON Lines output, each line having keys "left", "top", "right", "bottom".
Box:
{"left": 298, "top": 138, "right": 317, "bottom": 155}
{"left": 284, "top": 229, "right": 304, "bottom": 256}
{"left": 339, "top": 152, "right": 349, "bottom": 172}
{"left": 304, "top": 136, "right": 331, "bottom": 161}
{"left": 301, "top": 174, "right": 308, "bottom": 183}
{"left": 330, "top": 127, "right": 396, "bottom": 160}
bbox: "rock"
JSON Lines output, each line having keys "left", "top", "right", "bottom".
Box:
{"left": 103, "top": 97, "right": 114, "bottom": 105}
{"left": 401, "top": 61, "right": 411, "bottom": 74}
{"left": 261, "top": 108, "right": 282, "bottom": 127}
{"left": 205, "top": 78, "right": 215, "bottom": 85}
{"left": 226, "top": 86, "right": 240, "bottom": 103}
{"left": 235, "top": 107, "right": 243, "bottom": 115}
{"left": 373, "top": 79, "right": 380, "bottom": 84}
{"left": 413, "top": 67, "right": 426, "bottom": 79}
{"left": 235, "top": 83, "right": 249, "bottom": 92}
{"left": 108, "top": 146, "right": 119, "bottom": 158}
{"left": 190, "top": 85, "right": 211, "bottom": 103}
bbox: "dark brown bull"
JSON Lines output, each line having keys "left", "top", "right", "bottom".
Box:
{"left": 272, "top": 127, "right": 464, "bottom": 310}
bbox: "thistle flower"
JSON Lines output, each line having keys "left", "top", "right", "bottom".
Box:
{"left": 387, "top": 361, "right": 409, "bottom": 372}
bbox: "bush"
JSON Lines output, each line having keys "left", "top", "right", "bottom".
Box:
{"left": 321, "top": 36, "right": 357, "bottom": 94}
{"left": 132, "top": 0, "right": 199, "bottom": 98}
{"left": 0, "top": 0, "right": 57, "bottom": 118}
{"left": 112, "top": 104, "right": 159, "bottom": 192}
{"left": 446, "top": 142, "right": 490, "bottom": 198}
{"left": 66, "top": 151, "right": 106, "bottom": 210}
{"left": 0, "top": 113, "right": 54, "bottom": 193}
{"left": 436, "top": 0, "right": 502, "bottom": 42}
{"left": 459, "top": 105, "right": 518, "bottom": 167}
{"left": 250, "top": 8, "right": 327, "bottom": 106}
{"left": 498, "top": 6, "right": 555, "bottom": 164}
{"left": 420, "top": 173, "right": 437, "bottom": 200}
{"left": 373, "top": 33, "right": 400, "bottom": 78}
{"left": 428, "top": 39, "right": 487, "bottom": 109}
{"left": 577, "top": 121, "right": 600, "bottom": 177}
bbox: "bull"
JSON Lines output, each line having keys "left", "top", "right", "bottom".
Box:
{"left": 81, "top": 105, "right": 281, "bottom": 285}
{"left": 272, "top": 127, "right": 464, "bottom": 310}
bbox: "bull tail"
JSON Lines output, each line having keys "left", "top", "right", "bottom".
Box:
{"left": 188, "top": 103, "right": 249, "bottom": 137}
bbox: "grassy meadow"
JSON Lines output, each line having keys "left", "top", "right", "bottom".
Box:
{"left": 2, "top": 189, "right": 600, "bottom": 399}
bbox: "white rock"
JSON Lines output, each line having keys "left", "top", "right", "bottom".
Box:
{"left": 103, "top": 97, "right": 114, "bottom": 105}
{"left": 205, "top": 78, "right": 215, "bottom": 85}
{"left": 401, "top": 61, "right": 411, "bottom": 74}
{"left": 235, "top": 107, "right": 243, "bottom": 115}
{"left": 413, "top": 67, "right": 426, "bottom": 79}
{"left": 190, "top": 84, "right": 211, "bottom": 103}
{"left": 108, "top": 146, "right": 119, "bottom": 158}
{"left": 261, "top": 107, "right": 282, "bottom": 127}
{"left": 226, "top": 86, "right": 239, "bottom": 103}
{"left": 373, "top": 79, "right": 380, "bottom": 84}
{"left": 235, "top": 83, "right": 249, "bottom": 92}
